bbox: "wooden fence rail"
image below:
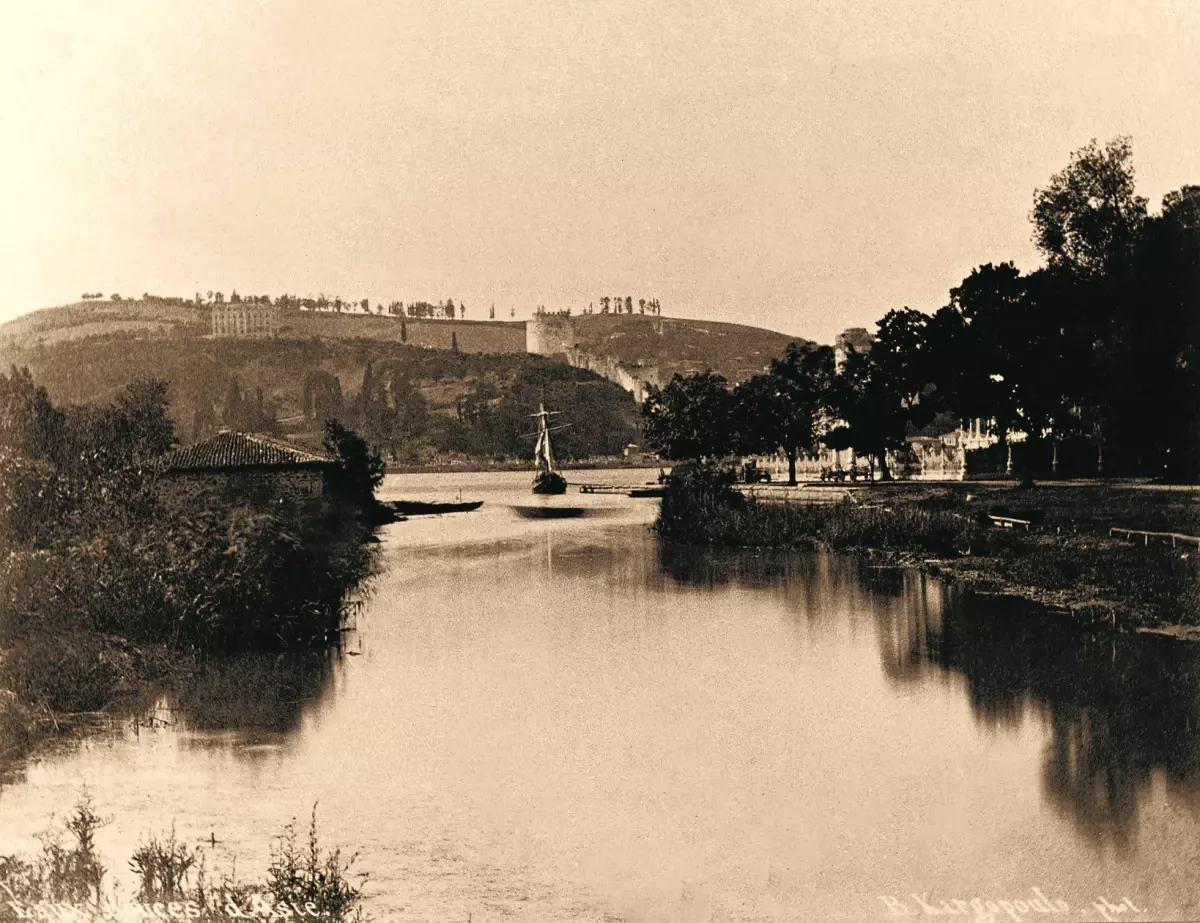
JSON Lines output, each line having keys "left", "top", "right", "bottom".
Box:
{"left": 1109, "top": 526, "right": 1200, "bottom": 548}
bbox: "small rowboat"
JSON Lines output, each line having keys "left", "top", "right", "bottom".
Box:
{"left": 512, "top": 505, "right": 587, "bottom": 519}
{"left": 387, "top": 500, "right": 484, "bottom": 517}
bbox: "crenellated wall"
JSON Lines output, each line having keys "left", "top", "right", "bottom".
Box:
{"left": 566, "top": 350, "right": 662, "bottom": 404}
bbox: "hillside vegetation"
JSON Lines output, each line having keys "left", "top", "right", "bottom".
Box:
{"left": 0, "top": 299, "right": 809, "bottom": 462}
{"left": 571, "top": 313, "right": 804, "bottom": 382}
{"left": 0, "top": 332, "right": 641, "bottom": 462}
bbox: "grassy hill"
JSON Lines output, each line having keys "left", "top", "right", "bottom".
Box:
{"left": 0, "top": 299, "right": 805, "bottom": 382}
{"left": 0, "top": 299, "right": 810, "bottom": 461}
{"left": 569, "top": 313, "right": 806, "bottom": 382}
{"left": 0, "top": 332, "right": 641, "bottom": 460}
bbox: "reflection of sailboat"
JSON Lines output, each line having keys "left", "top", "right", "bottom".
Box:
{"left": 530, "top": 403, "right": 568, "bottom": 495}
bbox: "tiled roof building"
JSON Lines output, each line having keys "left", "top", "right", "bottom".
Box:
{"left": 158, "top": 432, "right": 335, "bottom": 506}
{"left": 160, "top": 432, "right": 332, "bottom": 472}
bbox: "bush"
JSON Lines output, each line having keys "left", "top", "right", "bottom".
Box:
{"left": 0, "top": 797, "right": 108, "bottom": 908}
{"left": 0, "top": 633, "right": 127, "bottom": 714}
{"left": 656, "top": 466, "right": 982, "bottom": 556}
{"left": 267, "top": 807, "right": 368, "bottom": 921}
{"left": 656, "top": 461, "right": 746, "bottom": 542}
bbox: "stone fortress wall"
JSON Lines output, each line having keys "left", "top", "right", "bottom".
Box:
{"left": 525, "top": 315, "right": 662, "bottom": 405}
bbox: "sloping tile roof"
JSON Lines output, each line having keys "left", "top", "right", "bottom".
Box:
{"left": 160, "top": 431, "right": 334, "bottom": 472}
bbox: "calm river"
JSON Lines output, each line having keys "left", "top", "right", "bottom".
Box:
{"left": 3, "top": 470, "right": 1200, "bottom": 922}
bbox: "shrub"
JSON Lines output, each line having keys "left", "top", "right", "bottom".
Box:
{"left": 130, "top": 825, "right": 197, "bottom": 903}
{"left": 655, "top": 468, "right": 982, "bottom": 556}
{"left": 656, "top": 461, "right": 746, "bottom": 542}
{"left": 267, "top": 806, "right": 368, "bottom": 921}
{"left": 0, "top": 799, "right": 369, "bottom": 923}
{"left": 0, "top": 796, "right": 108, "bottom": 907}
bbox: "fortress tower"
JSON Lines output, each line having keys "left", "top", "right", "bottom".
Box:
{"left": 525, "top": 315, "right": 576, "bottom": 359}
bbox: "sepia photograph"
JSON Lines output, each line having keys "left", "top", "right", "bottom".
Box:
{"left": 1, "top": 2, "right": 1198, "bottom": 921}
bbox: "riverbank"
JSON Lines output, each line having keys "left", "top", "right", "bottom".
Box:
{"left": 656, "top": 465, "right": 1200, "bottom": 635}
{"left": 0, "top": 494, "right": 378, "bottom": 766}
{"left": 0, "top": 374, "right": 384, "bottom": 769}
{"left": 386, "top": 455, "right": 661, "bottom": 474}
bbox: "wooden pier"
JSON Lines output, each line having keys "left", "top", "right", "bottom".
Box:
{"left": 578, "top": 483, "right": 664, "bottom": 498}
{"left": 988, "top": 514, "right": 1034, "bottom": 531}
{"left": 737, "top": 484, "right": 861, "bottom": 505}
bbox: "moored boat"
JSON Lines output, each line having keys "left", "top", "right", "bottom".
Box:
{"left": 387, "top": 499, "right": 484, "bottom": 517}
{"left": 529, "top": 403, "right": 568, "bottom": 495}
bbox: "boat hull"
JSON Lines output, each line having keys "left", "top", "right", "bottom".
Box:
{"left": 531, "top": 471, "right": 568, "bottom": 495}
{"left": 388, "top": 500, "right": 484, "bottom": 516}
{"left": 513, "top": 505, "right": 586, "bottom": 519}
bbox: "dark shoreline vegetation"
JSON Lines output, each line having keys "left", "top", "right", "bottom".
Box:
{"left": 641, "top": 140, "right": 1198, "bottom": 487}
{"left": 0, "top": 798, "right": 367, "bottom": 923}
{"left": 640, "top": 139, "right": 1198, "bottom": 633}
{"left": 0, "top": 368, "right": 384, "bottom": 764}
{"left": 655, "top": 463, "right": 1200, "bottom": 634}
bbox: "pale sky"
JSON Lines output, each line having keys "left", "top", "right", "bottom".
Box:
{"left": 1, "top": 0, "right": 1197, "bottom": 344}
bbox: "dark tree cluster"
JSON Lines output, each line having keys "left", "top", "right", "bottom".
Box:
{"left": 641, "top": 348, "right": 841, "bottom": 485}
{"left": 587, "top": 297, "right": 662, "bottom": 315}
{"left": 446, "top": 363, "right": 640, "bottom": 461}
{"left": 642, "top": 138, "right": 1200, "bottom": 483}
{"left": 352, "top": 360, "right": 430, "bottom": 463}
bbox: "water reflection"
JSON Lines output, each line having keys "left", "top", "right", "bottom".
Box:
{"left": 164, "top": 652, "right": 343, "bottom": 737}
{"left": 882, "top": 582, "right": 1200, "bottom": 850}
{"left": 655, "top": 540, "right": 1200, "bottom": 853}
{"left": 5, "top": 505, "right": 1200, "bottom": 921}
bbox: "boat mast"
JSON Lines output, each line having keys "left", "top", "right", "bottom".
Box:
{"left": 536, "top": 403, "right": 556, "bottom": 473}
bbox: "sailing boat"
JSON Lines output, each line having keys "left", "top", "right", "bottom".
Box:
{"left": 530, "top": 403, "right": 568, "bottom": 495}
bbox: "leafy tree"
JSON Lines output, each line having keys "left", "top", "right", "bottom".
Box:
{"left": 322, "top": 421, "right": 385, "bottom": 507}
{"left": 0, "top": 365, "right": 63, "bottom": 459}
{"left": 641, "top": 371, "right": 735, "bottom": 461}
{"left": 930, "top": 264, "right": 1020, "bottom": 438}
{"left": 1032, "top": 137, "right": 1147, "bottom": 278}
{"left": 302, "top": 370, "right": 344, "bottom": 425}
{"left": 111, "top": 377, "right": 176, "bottom": 465}
{"left": 1161, "top": 185, "right": 1200, "bottom": 233}
{"left": 734, "top": 343, "right": 836, "bottom": 484}
{"left": 221, "top": 378, "right": 244, "bottom": 429}
{"left": 825, "top": 346, "right": 907, "bottom": 480}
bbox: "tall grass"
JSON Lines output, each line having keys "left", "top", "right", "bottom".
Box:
{"left": 0, "top": 799, "right": 368, "bottom": 923}
{"left": 656, "top": 462, "right": 986, "bottom": 557}
{"left": 654, "top": 464, "right": 1200, "bottom": 628}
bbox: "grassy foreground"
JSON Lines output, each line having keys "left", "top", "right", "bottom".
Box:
{"left": 656, "top": 464, "right": 1200, "bottom": 634}
{"left": 0, "top": 798, "right": 367, "bottom": 923}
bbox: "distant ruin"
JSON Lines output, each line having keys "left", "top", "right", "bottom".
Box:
{"left": 211, "top": 303, "right": 279, "bottom": 338}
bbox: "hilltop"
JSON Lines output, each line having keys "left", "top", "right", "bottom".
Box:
{"left": 0, "top": 298, "right": 806, "bottom": 381}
